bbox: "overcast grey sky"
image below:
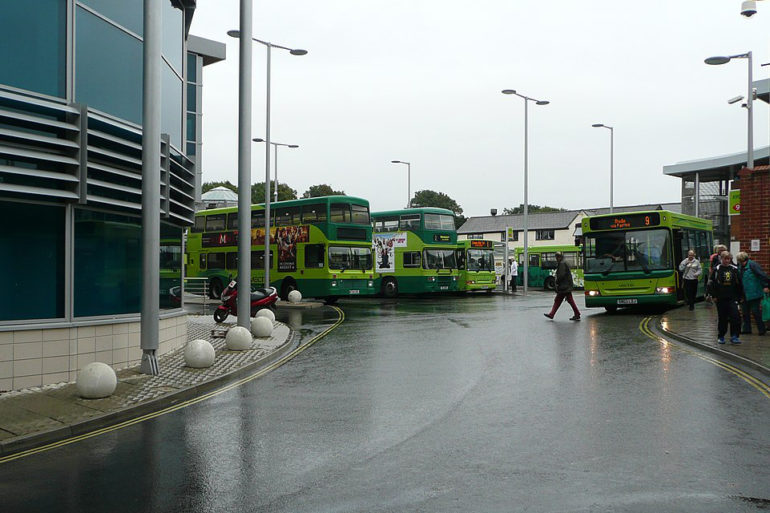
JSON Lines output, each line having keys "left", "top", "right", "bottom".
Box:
{"left": 188, "top": 1, "right": 770, "bottom": 216}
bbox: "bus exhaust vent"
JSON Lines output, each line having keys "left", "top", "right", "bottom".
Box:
{"left": 337, "top": 227, "right": 367, "bottom": 241}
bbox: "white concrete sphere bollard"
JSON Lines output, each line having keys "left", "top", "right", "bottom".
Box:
{"left": 288, "top": 290, "right": 302, "bottom": 303}
{"left": 184, "top": 339, "right": 215, "bottom": 368}
{"left": 256, "top": 308, "right": 275, "bottom": 322}
{"left": 251, "top": 316, "right": 274, "bottom": 338}
{"left": 76, "top": 362, "right": 117, "bottom": 399}
{"left": 225, "top": 326, "right": 253, "bottom": 350}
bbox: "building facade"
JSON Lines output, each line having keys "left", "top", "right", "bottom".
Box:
{"left": 0, "top": 1, "right": 224, "bottom": 391}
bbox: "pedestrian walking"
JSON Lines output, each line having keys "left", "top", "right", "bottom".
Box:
{"left": 544, "top": 252, "right": 581, "bottom": 321}
{"left": 509, "top": 258, "right": 518, "bottom": 292}
{"left": 736, "top": 251, "right": 770, "bottom": 336}
{"left": 708, "top": 251, "right": 743, "bottom": 344}
{"left": 678, "top": 249, "right": 702, "bottom": 310}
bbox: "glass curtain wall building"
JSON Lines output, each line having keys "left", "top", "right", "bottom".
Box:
{"left": 0, "top": 1, "right": 224, "bottom": 389}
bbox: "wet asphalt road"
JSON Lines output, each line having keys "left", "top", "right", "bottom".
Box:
{"left": 1, "top": 292, "right": 769, "bottom": 512}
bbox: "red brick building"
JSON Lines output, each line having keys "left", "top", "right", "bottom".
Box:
{"left": 732, "top": 165, "right": 770, "bottom": 270}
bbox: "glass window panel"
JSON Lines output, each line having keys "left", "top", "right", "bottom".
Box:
{"left": 186, "top": 142, "right": 196, "bottom": 157}
{"left": 351, "top": 204, "right": 370, "bottom": 225}
{"left": 585, "top": 229, "right": 672, "bottom": 273}
{"left": 186, "top": 112, "right": 196, "bottom": 142}
{"left": 275, "top": 207, "right": 300, "bottom": 226}
{"left": 162, "top": 0, "right": 183, "bottom": 73}
{"left": 440, "top": 215, "right": 455, "bottom": 230}
{"left": 251, "top": 210, "right": 265, "bottom": 228}
{"left": 207, "top": 252, "right": 225, "bottom": 270}
{"left": 162, "top": 62, "right": 183, "bottom": 147}
{"left": 74, "top": 209, "right": 142, "bottom": 317}
{"left": 227, "top": 213, "right": 238, "bottom": 230}
{"left": 251, "top": 251, "right": 273, "bottom": 269}
{"left": 330, "top": 204, "right": 351, "bottom": 223}
{"left": 193, "top": 215, "right": 205, "bottom": 233}
{"left": 399, "top": 214, "right": 421, "bottom": 231}
{"left": 205, "top": 214, "right": 226, "bottom": 231}
{"left": 76, "top": 7, "right": 142, "bottom": 123}
{"left": 187, "top": 53, "right": 197, "bottom": 82}
{"left": 422, "top": 249, "right": 457, "bottom": 269}
{"left": 80, "top": 0, "right": 143, "bottom": 35}
{"left": 0, "top": 202, "right": 65, "bottom": 321}
{"left": 424, "top": 214, "right": 441, "bottom": 230}
{"left": 159, "top": 223, "right": 182, "bottom": 310}
{"left": 301, "top": 204, "right": 327, "bottom": 223}
{"left": 304, "top": 244, "right": 325, "bottom": 268}
{"left": 403, "top": 251, "right": 421, "bottom": 268}
{"left": 0, "top": 0, "right": 66, "bottom": 98}
{"left": 226, "top": 252, "right": 237, "bottom": 270}
{"left": 187, "top": 83, "right": 197, "bottom": 113}
{"left": 467, "top": 249, "right": 494, "bottom": 271}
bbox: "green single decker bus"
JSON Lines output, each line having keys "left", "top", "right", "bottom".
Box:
{"left": 371, "top": 207, "right": 460, "bottom": 297}
{"left": 457, "top": 239, "right": 497, "bottom": 293}
{"left": 582, "top": 210, "right": 713, "bottom": 311}
{"left": 513, "top": 245, "right": 584, "bottom": 290}
{"left": 186, "top": 196, "right": 376, "bottom": 301}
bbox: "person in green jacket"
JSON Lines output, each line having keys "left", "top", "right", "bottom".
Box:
{"left": 736, "top": 251, "right": 770, "bottom": 336}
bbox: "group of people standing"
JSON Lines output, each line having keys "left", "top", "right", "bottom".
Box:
{"left": 679, "top": 244, "right": 770, "bottom": 344}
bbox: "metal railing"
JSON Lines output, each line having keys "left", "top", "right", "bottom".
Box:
{"left": 182, "top": 277, "right": 214, "bottom": 313}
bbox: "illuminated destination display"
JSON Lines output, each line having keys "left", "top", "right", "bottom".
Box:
{"left": 433, "top": 234, "right": 451, "bottom": 242}
{"left": 589, "top": 212, "right": 660, "bottom": 230}
{"left": 469, "top": 240, "right": 493, "bottom": 248}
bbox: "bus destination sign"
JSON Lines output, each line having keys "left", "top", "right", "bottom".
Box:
{"left": 433, "top": 234, "right": 451, "bottom": 242}
{"left": 469, "top": 240, "right": 493, "bottom": 248}
{"left": 589, "top": 212, "right": 660, "bottom": 231}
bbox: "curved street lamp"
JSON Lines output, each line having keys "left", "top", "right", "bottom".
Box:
{"left": 592, "top": 123, "right": 614, "bottom": 213}
{"left": 253, "top": 138, "right": 300, "bottom": 202}
{"left": 391, "top": 160, "right": 411, "bottom": 208}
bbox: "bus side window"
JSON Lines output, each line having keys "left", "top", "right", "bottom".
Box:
{"left": 208, "top": 253, "right": 225, "bottom": 270}
{"left": 193, "top": 216, "right": 205, "bottom": 233}
{"left": 251, "top": 210, "right": 265, "bottom": 229}
{"left": 305, "top": 244, "right": 325, "bottom": 268}
{"left": 251, "top": 251, "right": 274, "bottom": 269}
{"left": 200, "top": 253, "right": 207, "bottom": 270}
{"left": 227, "top": 213, "right": 238, "bottom": 230}
{"left": 330, "top": 204, "right": 351, "bottom": 223}
{"left": 206, "top": 214, "right": 226, "bottom": 232}
{"left": 403, "top": 251, "right": 421, "bottom": 268}
{"left": 530, "top": 254, "right": 540, "bottom": 267}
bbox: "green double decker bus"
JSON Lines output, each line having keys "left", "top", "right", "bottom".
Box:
{"left": 371, "top": 207, "right": 460, "bottom": 297}
{"left": 186, "top": 196, "right": 376, "bottom": 301}
{"left": 513, "top": 245, "right": 584, "bottom": 290}
{"left": 457, "top": 239, "right": 497, "bottom": 293}
{"left": 582, "top": 210, "right": 713, "bottom": 311}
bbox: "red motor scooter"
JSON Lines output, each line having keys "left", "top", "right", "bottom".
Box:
{"left": 213, "top": 279, "right": 278, "bottom": 323}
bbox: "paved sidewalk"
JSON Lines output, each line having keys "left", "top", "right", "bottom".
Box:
{"left": 0, "top": 315, "right": 295, "bottom": 458}
{"left": 658, "top": 301, "right": 770, "bottom": 375}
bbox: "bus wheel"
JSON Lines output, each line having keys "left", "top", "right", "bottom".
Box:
{"left": 382, "top": 278, "right": 398, "bottom": 298}
{"left": 209, "top": 278, "right": 224, "bottom": 299}
{"left": 544, "top": 276, "right": 556, "bottom": 291}
{"left": 280, "top": 279, "right": 297, "bottom": 301}
{"left": 604, "top": 306, "right": 617, "bottom": 314}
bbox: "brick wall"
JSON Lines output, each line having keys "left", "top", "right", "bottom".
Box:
{"left": 731, "top": 166, "right": 770, "bottom": 271}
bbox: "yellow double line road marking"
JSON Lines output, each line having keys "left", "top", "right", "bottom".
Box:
{"left": 639, "top": 317, "right": 770, "bottom": 399}
{"left": 0, "top": 307, "right": 345, "bottom": 465}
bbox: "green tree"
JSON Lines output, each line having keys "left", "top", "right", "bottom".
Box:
{"left": 411, "top": 190, "right": 465, "bottom": 229}
{"left": 251, "top": 181, "right": 298, "bottom": 203}
{"left": 202, "top": 180, "right": 237, "bottom": 194}
{"left": 302, "top": 184, "right": 345, "bottom": 198}
{"left": 503, "top": 204, "right": 566, "bottom": 215}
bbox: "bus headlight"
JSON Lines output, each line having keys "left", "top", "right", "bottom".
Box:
{"left": 452, "top": 276, "right": 457, "bottom": 281}
{"left": 585, "top": 290, "right": 600, "bottom": 297}
{"left": 427, "top": 276, "right": 436, "bottom": 282}
{"left": 656, "top": 286, "right": 674, "bottom": 294}
{"left": 331, "top": 281, "right": 337, "bottom": 287}
{"left": 368, "top": 280, "right": 374, "bottom": 287}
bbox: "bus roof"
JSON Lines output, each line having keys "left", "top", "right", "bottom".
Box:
{"left": 582, "top": 210, "right": 712, "bottom": 232}
{"left": 195, "top": 195, "right": 370, "bottom": 216}
{"left": 372, "top": 207, "right": 456, "bottom": 218}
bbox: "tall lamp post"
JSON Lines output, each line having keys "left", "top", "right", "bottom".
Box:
{"left": 253, "top": 138, "right": 299, "bottom": 202}
{"left": 705, "top": 52, "right": 754, "bottom": 169}
{"left": 391, "top": 160, "right": 411, "bottom": 208}
{"left": 228, "top": 30, "right": 306, "bottom": 296}
{"left": 501, "top": 89, "right": 549, "bottom": 296}
{"left": 591, "top": 123, "right": 614, "bottom": 213}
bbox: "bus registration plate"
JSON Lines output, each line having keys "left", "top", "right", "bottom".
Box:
{"left": 617, "top": 299, "right": 637, "bottom": 305}
{"left": 440, "top": 286, "right": 448, "bottom": 290}
{"left": 349, "top": 289, "right": 360, "bottom": 295}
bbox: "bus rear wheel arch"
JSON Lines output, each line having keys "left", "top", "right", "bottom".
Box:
{"left": 382, "top": 277, "right": 398, "bottom": 298}
{"left": 209, "top": 278, "right": 224, "bottom": 299}
{"left": 544, "top": 276, "right": 556, "bottom": 291}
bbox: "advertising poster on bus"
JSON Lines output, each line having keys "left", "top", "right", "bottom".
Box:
{"left": 276, "top": 225, "right": 310, "bottom": 272}
{"left": 374, "top": 232, "right": 407, "bottom": 272}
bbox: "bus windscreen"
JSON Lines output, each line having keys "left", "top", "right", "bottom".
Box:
{"left": 584, "top": 228, "right": 672, "bottom": 273}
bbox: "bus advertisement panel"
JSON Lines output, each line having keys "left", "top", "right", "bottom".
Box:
{"left": 372, "top": 208, "right": 460, "bottom": 297}
{"left": 582, "top": 210, "right": 713, "bottom": 311}
{"left": 186, "top": 196, "right": 376, "bottom": 301}
{"left": 457, "top": 240, "right": 496, "bottom": 292}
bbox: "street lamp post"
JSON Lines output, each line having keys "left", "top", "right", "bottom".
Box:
{"left": 391, "top": 160, "right": 411, "bottom": 208}
{"left": 705, "top": 52, "right": 754, "bottom": 169}
{"left": 591, "top": 123, "right": 614, "bottom": 213}
{"left": 501, "top": 89, "right": 549, "bottom": 296}
{"left": 228, "top": 30, "right": 306, "bottom": 296}
{"left": 253, "top": 138, "right": 299, "bottom": 202}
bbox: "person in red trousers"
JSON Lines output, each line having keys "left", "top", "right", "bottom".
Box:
{"left": 544, "top": 252, "right": 581, "bottom": 321}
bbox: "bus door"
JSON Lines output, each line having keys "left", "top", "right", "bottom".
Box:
{"left": 673, "top": 229, "right": 685, "bottom": 301}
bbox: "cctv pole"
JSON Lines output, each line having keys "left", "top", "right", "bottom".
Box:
{"left": 747, "top": 51, "right": 754, "bottom": 169}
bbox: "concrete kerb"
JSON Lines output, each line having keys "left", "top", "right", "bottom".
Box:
{"left": 0, "top": 324, "right": 298, "bottom": 458}
{"left": 652, "top": 318, "right": 770, "bottom": 377}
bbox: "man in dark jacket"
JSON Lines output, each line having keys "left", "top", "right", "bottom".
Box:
{"left": 544, "top": 252, "right": 581, "bottom": 321}
{"left": 708, "top": 251, "right": 744, "bottom": 344}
